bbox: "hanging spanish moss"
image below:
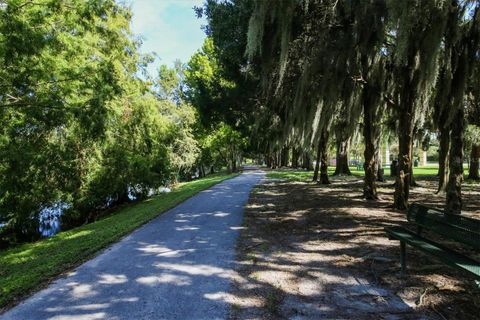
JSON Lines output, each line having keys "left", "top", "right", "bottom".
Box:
{"left": 244, "top": 0, "right": 479, "bottom": 212}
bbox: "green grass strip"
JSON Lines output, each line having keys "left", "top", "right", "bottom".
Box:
{"left": 267, "top": 167, "right": 363, "bottom": 181}
{"left": 266, "top": 166, "right": 472, "bottom": 182}
{"left": 0, "top": 172, "right": 238, "bottom": 309}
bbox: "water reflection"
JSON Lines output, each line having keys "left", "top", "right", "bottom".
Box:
{"left": 39, "top": 202, "right": 70, "bottom": 237}
{"left": 128, "top": 185, "right": 171, "bottom": 201}
{"left": 38, "top": 186, "right": 171, "bottom": 238}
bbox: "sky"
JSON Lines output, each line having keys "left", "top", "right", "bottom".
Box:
{"left": 125, "top": 0, "right": 207, "bottom": 78}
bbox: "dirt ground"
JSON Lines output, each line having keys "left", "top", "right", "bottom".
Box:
{"left": 228, "top": 172, "right": 480, "bottom": 320}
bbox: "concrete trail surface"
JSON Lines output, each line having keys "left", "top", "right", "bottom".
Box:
{"left": 1, "top": 170, "right": 265, "bottom": 320}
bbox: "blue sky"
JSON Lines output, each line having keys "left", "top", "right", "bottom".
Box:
{"left": 125, "top": 0, "right": 207, "bottom": 78}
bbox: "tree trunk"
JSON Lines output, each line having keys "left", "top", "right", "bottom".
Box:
{"left": 303, "top": 152, "right": 313, "bottom": 171}
{"left": 334, "top": 137, "right": 351, "bottom": 175}
{"left": 377, "top": 164, "right": 385, "bottom": 182}
{"left": 393, "top": 77, "right": 415, "bottom": 210}
{"left": 362, "top": 83, "right": 379, "bottom": 200}
{"left": 313, "top": 143, "right": 321, "bottom": 181}
{"left": 393, "top": 118, "right": 414, "bottom": 210}
{"left": 292, "top": 148, "right": 299, "bottom": 168}
{"left": 468, "top": 144, "right": 480, "bottom": 180}
{"left": 231, "top": 153, "right": 237, "bottom": 172}
{"left": 360, "top": 53, "right": 384, "bottom": 199}
{"left": 318, "top": 131, "right": 331, "bottom": 184}
{"left": 319, "top": 152, "right": 330, "bottom": 184}
{"left": 444, "top": 2, "right": 478, "bottom": 212}
{"left": 271, "top": 153, "right": 277, "bottom": 169}
{"left": 376, "top": 146, "right": 385, "bottom": 182}
{"left": 437, "top": 126, "right": 450, "bottom": 192}
{"left": 363, "top": 130, "right": 378, "bottom": 199}
{"left": 445, "top": 108, "right": 464, "bottom": 214}
{"left": 280, "top": 146, "right": 289, "bottom": 167}
{"left": 409, "top": 163, "right": 417, "bottom": 187}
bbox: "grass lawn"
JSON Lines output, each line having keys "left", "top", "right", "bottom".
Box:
{"left": 0, "top": 172, "right": 238, "bottom": 309}
{"left": 266, "top": 165, "right": 472, "bottom": 181}
{"left": 267, "top": 167, "right": 363, "bottom": 181}
{"left": 407, "top": 165, "right": 470, "bottom": 177}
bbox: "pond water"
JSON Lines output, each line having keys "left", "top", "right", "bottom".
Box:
{"left": 38, "top": 202, "right": 70, "bottom": 237}
{"left": 37, "top": 185, "right": 171, "bottom": 237}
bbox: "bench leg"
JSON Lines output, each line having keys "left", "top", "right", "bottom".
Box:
{"left": 400, "top": 241, "right": 406, "bottom": 275}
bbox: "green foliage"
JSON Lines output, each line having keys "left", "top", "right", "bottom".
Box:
{"left": 465, "top": 125, "right": 480, "bottom": 152}
{"left": 187, "top": 1, "right": 260, "bottom": 149}
{"left": 184, "top": 37, "right": 233, "bottom": 126}
{"left": 197, "top": 123, "right": 246, "bottom": 173}
{"left": 0, "top": 0, "right": 137, "bottom": 242}
{"left": 156, "top": 61, "right": 186, "bottom": 103}
{"left": 184, "top": 34, "right": 254, "bottom": 173}
{"left": 0, "top": 1, "right": 200, "bottom": 244}
{"left": 73, "top": 95, "right": 173, "bottom": 220}
{"left": 155, "top": 63, "right": 199, "bottom": 180}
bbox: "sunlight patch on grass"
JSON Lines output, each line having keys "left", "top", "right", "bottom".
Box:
{"left": 267, "top": 167, "right": 363, "bottom": 181}
{"left": 266, "top": 165, "right": 459, "bottom": 181}
{"left": 64, "top": 230, "right": 93, "bottom": 240}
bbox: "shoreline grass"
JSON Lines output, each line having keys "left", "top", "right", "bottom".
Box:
{"left": 0, "top": 172, "right": 238, "bottom": 310}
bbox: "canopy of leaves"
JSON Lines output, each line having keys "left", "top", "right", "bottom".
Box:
{"left": 0, "top": 0, "right": 199, "bottom": 244}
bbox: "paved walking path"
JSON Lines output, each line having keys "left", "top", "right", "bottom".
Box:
{"left": 1, "top": 171, "right": 264, "bottom": 320}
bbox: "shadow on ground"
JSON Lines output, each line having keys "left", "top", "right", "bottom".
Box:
{"left": 1, "top": 172, "right": 265, "bottom": 320}
{"left": 227, "top": 175, "right": 480, "bottom": 320}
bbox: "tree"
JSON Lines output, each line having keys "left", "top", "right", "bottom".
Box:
{"left": 388, "top": 1, "right": 449, "bottom": 209}
{"left": 0, "top": 1, "right": 201, "bottom": 244}
{"left": 353, "top": 1, "right": 388, "bottom": 199}
{"left": 466, "top": 59, "right": 480, "bottom": 181}
{"left": 465, "top": 125, "right": 480, "bottom": 180}
{"left": 0, "top": 0, "right": 139, "bottom": 241}
{"left": 443, "top": 3, "right": 479, "bottom": 214}
{"left": 238, "top": 0, "right": 479, "bottom": 213}
{"left": 204, "top": 123, "right": 245, "bottom": 173}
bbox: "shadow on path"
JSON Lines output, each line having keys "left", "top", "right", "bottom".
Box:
{"left": 1, "top": 171, "right": 265, "bottom": 320}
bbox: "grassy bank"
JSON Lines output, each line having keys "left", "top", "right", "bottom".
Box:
{"left": 0, "top": 172, "right": 238, "bottom": 309}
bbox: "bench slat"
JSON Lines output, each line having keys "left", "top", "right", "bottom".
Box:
{"left": 385, "top": 226, "right": 480, "bottom": 279}
{"left": 408, "top": 204, "right": 480, "bottom": 250}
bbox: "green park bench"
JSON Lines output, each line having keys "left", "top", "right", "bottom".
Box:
{"left": 385, "top": 203, "right": 480, "bottom": 285}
